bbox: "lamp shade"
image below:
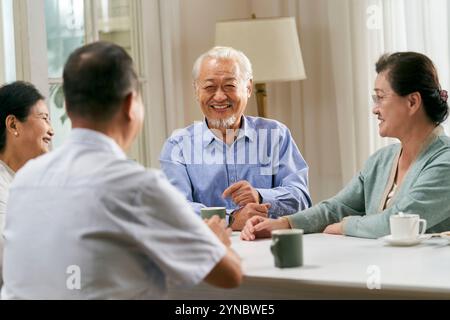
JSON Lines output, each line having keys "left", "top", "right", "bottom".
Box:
{"left": 215, "top": 17, "right": 306, "bottom": 83}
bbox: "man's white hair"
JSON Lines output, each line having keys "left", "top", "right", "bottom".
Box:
{"left": 192, "top": 46, "right": 253, "bottom": 84}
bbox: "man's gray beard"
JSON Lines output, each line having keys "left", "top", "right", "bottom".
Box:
{"left": 208, "top": 115, "right": 238, "bottom": 129}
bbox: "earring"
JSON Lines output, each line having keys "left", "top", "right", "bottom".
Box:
{"left": 14, "top": 132, "right": 18, "bottom": 137}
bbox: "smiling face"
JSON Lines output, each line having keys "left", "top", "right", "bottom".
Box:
{"left": 16, "top": 100, "right": 54, "bottom": 157}
{"left": 372, "top": 71, "right": 411, "bottom": 138}
{"left": 195, "top": 58, "right": 252, "bottom": 130}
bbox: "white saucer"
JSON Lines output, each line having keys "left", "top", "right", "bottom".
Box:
{"left": 381, "top": 234, "right": 432, "bottom": 246}
{"left": 440, "top": 232, "right": 450, "bottom": 243}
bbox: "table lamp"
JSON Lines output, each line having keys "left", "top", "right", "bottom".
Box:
{"left": 215, "top": 16, "right": 306, "bottom": 118}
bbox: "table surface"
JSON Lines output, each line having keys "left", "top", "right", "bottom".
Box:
{"left": 230, "top": 232, "right": 450, "bottom": 295}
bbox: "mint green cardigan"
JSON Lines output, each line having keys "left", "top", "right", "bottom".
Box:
{"left": 287, "top": 126, "right": 450, "bottom": 239}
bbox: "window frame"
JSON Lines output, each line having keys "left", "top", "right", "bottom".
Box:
{"left": 11, "top": 0, "right": 168, "bottom": 167}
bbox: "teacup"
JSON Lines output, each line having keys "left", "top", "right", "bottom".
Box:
{"left": 200, "top": 207, "right": 226, "bottom": 220}
{"left": 270, "top": 229, "right": 303, "bottom": 268}
{"left": 389, "top": 213, "right": 427, "bottom": 240}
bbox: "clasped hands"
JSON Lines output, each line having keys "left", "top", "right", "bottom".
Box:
{"left": 222, "top": 180, "right": 271, "bottom": 231}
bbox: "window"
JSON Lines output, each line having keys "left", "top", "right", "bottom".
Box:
{"left": 44, "top": 0, "right": 141, "bottom": 149}
{"left": 9, "top": 0, "right": 168, "bottom": 167}
{"left": 0, "top": 0, "right": 16, "bottom": 83}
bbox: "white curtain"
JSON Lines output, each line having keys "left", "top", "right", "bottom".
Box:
{"left": 250, "top": 0, "right": 345, "bottom": 202}
{"left": 158, "top": 0, "right": 186, "bottom": 134}
{"left": 249, "top": 0, "right": 450, "bottom": 202}
{"left": 0, "top": 0, "right": 16, "bottom": 84}
{"left": 130, "top": 0, "right": 186, "bottom": 168}
{"left": 328, "top": 0, "right": 450, "bottom": 182}
{"left": 381, "top": 0, "right": 450, "bottom": 128}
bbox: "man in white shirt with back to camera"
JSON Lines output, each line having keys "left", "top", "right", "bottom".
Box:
{"left": 1, "top": 41, "right": 242, "bottom": 299}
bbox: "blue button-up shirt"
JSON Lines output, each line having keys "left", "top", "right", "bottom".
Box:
{"left": 160, "top": 116, "right": 312, "bottom": 218}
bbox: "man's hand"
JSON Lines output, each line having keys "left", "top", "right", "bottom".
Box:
{"left": 229, "top": 203, "right": 271, "bottom": 231}
{"left": 240, "top": 216, "right": 291, "bottom": 241}
{"left": 323, "top": 222, "right": 344, "bottom": 235}
{"left": 205, "top": 215, "right": 232, "bottom": 247}
{"left": 223, "top": 180, "right": 260, "bottom": 207}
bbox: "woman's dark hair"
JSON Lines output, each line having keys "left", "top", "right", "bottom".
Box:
{"left": 0, "top": 81, "right": 44, "bottom": 152}
{"left": 375, "top": 52, "right": 449, "bottom": 124}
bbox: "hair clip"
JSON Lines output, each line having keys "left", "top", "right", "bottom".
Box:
{"left": 440, "top": 89, "right": 448, "bottom": 103}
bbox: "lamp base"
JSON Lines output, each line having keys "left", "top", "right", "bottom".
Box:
{"left": 255, "top": 83, "right": 267, "bottom": 118}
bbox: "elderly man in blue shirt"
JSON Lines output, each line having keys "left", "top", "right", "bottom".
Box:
{"left": 160, "top": 46, "right": 312, "bottom": 230}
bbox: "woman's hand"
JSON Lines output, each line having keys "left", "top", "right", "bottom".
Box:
{"left": 323, "top": 222, "right": 344, "bottom": 235}
{"left": 240, "top": 216, "right": 291, "bottom": 241}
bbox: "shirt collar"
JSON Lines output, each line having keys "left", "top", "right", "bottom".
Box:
{"left": 201, "top": 116, "right": 255, "bottom": 146}
{"left": 420, "top": 125, "right": 446, "bottom": 151}
{"left": 68, "top": 128, "right": 127, "bottom": 160}
{"left": 0, "top": 160, "right": 15, "bottom": 176}
{"left": 433, "top": 125, "right": 445, "bottom": 137}
{"left": 238, "top": 116, "right": 255, "bottom": 142}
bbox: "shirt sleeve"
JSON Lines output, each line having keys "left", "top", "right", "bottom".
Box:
{"left": 343, "top": 153, "right": 450, "bottom": 239}
{"left": 159, "top": 138, "right": 206, "bottom": 215}
{"left": 255, "top": 127, "right": 312, "bottom": 218}
{"left": 113, "top": 169, "right": 227, "bottom": 288}
{"left": 286, "top": 170, "right": 366, "bottom": 233}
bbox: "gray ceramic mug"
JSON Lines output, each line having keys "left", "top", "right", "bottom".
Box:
{"left": 200, "top": 207, "right": 226, "bottom": 220}
{"left": 270, "top": 229, "right": 304, "bottom": 268}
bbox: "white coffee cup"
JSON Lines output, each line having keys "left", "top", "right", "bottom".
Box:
{"left": 389, "top": 213, "right": 427, "bottom": 240}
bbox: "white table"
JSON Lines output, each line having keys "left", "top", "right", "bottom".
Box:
{"left": 169, "top": 233, "right": 450, "bottom": 299}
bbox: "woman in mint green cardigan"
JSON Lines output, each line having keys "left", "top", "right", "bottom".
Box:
{"left": 241, "top": 52, "right": 450, "bottom": 240}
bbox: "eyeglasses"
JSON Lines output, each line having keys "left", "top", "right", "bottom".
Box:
{"left": 371, "top": 93, "right": 396, "bottom": 105}
{"left": 34, "top": 113, "right": 52, "bottom": 125}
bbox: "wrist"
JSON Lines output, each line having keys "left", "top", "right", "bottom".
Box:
{"left": 228, "top": 208, "right": 241, "bottom": 228}
{"left": 278, "top": 217, "right": 292, "bottom": 229}
{"left": 228, "top": 210, "right": 236, "bottom": 227}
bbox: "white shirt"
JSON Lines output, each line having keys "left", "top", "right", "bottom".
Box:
{"left": 385, "top": 182, "right": 398, "bottom": 209}
{"left": 0, "top": 160, "right": 14, "bottom": 288}
{"left": 1, "top": 129, "right": 226, "bottom": 299}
